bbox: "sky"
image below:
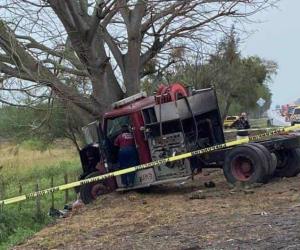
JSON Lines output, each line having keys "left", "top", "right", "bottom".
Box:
{"left": 242, "top": 0, "right": 300, "bottom": 107}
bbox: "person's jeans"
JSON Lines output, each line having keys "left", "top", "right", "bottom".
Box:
{"left": 118, "top": 146, "right": 139, "bottom": 187}
{"left": 120, "top": 172, "right": 135, "bottom": 187}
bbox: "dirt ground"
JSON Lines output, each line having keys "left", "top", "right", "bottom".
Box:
{"left": 14, "top": 170, "right": 300, "bottom": 250}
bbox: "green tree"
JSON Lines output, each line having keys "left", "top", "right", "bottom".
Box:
{"left": 0, "top": 103, "right": 83, "bottom": 150}
{"left": 165, "top": 28, "right": 277, "bottom": 119}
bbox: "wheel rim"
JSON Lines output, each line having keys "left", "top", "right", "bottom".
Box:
{"left": 90, "top": 183, "right": 107, "bottom": 199}
{"left": 231, "top": 155, "right": 254, "bottom": 181}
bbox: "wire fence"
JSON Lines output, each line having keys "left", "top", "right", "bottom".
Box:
{"left": 0, "top": 171, "right": 80, "bottom": 220}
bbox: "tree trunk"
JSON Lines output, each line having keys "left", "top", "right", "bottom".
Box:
{"left": 222, "top": 95, "right": 232, "bottom": 121}
{"left": 124, "top": 39, "right": 141, "bottom": 96}
{"left": 122, "top": 2, "right": 146, "bottom": 97}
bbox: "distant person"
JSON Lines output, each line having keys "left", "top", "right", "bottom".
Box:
{"left": 114, "top": 125, "right": 139, "bottom": 187}
{"left": 235, "top": 112, "right": 250, "bottom": 139}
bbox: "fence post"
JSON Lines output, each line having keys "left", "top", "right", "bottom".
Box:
{"left": 64, "top": 173, "right": 69, "bottom": 204}
{"left": 0, "top": 176, "right": 5, "bottom": 213}
{"left": 35, "top": 183, "right": 42, "bottom": 221}
{"left": 50, "top": 176, "right": 54, "bottom": 209}
{"left": 18, "top": 182, "right": 23, "bottom": 211}
{"left": 74, "top": 172, "right": 79, "bottom": 200}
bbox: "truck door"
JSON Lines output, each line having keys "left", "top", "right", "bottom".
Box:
{"left": 80, "top": 121, "right": 108, "bottom": 176}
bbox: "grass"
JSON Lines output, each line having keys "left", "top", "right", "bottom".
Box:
{"left": 14, "top": 170, "right": 300, "bottom": 249}
{"left": 0, "top": 140, "right": 78, "bottom": 181}
{"left": 249, "top": 117, "right": 271, "bottom": 128}
{"left": 0, "top": 140, "right": 81, "bottom": 249}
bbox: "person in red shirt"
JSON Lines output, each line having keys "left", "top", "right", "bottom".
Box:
{"left": 114, "top": 125, "right": 139, "bottom": 187}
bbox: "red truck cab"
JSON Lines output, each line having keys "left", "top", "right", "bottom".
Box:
{"left": 103, "top": 93, "right": 155, "bottom": 165}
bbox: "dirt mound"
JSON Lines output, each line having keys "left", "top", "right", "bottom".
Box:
{"left": 14, "top": 170, "right": 300, "bottom": 250}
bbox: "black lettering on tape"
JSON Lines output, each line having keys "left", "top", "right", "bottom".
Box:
{"left": 249, "top": 128, "right": 284, "bottom": 141}
{"left": 191, "top": 143, "right": 227, "bottom": 156}
{"left": 25, "top": 187, "right": 60, "bottom": 199}
{"left": 135, "top": 159, "right": 168, "bottom": 171}
{"left": 79, "top": 173, "right": 115, "bottom": 186}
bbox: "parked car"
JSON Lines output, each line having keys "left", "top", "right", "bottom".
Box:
{"left": 223, "top": 116, "right": 239, "bottom": 129}
{"left": 290, "top": 106, "right": 300, "bottom": 126}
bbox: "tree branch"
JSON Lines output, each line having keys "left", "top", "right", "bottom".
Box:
{"left": 117, "top": 0, "right": 130, "bottom": 26}
{"left": 0, "top": 61, "right": 34, "bottom": 82}
{"left": 101, "top": 28, "right": 125, "bottom": 76}
{"left": 0, "top": 19, "right": 98, "bottom": 116}
{"left": 47, "top": 0, "right": 76, "bottom": 30}
{"left": 87, "top": 0, "right": 106, "bottom": 44}
{"left": 141, "top": 2, "right": 184, "bottom": 34}
{"left": 65, "top": 0, "right": 89, "bottom": 34}
{"left": 42, "top": 58, "right": 89, "bottom": 77}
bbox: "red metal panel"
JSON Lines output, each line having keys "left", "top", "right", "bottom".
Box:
{"left": 104, "top": 96, "right": 155, "bottom": 119}
{"left": 131, "top": 111, "right": 152, "bottom": 164}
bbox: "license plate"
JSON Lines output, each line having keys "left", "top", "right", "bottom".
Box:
{"left": 137, "top": 169, "right": 155, "bottom": 184}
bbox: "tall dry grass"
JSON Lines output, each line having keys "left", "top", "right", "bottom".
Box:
{"left": 0, "top": 141, "right": 80, "bottom": 183}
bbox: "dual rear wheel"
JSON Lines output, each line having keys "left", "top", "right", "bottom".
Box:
{"left": 223, "top": 144, "right": 300, "bottom": 185}
{"left": 274, "top": 148, "right": 300, "bottom": 177}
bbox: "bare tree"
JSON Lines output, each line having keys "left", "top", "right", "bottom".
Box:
{"left": 0, "top": 0, "right": 275, "bottom": 124}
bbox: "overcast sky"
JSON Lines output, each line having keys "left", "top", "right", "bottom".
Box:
{"left": 242, "top": 0, "right": 299, "bottom": 107}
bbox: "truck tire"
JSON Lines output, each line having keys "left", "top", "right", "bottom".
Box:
{"left": 274, "top": 148, "right": 300, "bottom": 177}
{"left": 223, "top": 144, "right": 269, "bottom": 185}
{"left": 74, "top": 173, "right": 88, "bottom": 194}
{"left": 249, "top": 143, "right": 277, "bottom": 176}
{"left": 80, "top": 171, "right": 110, "bottom": 204}
{"left": 270, "top": 152, "right": 278, "bottom": 174}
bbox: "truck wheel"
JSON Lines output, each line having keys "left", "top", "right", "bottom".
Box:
{"left": 249, "top": 143, "right": 277, "bottom": 176}
{"left": 270, "top": 153, "right": 278, "bottom": 174}
{"left": 274, "top": 148, "right": 300, "bottom": 177}
{"left": 223, "top": 145, "right": 269, "bottom": 185}
{"left": 74, "top": 173, "right": 87, "bottom": 194}
{"left": 80, "top": 171, "right": 110, "bottom": 204}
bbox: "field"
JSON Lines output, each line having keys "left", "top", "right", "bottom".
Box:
{"left": 0, "top": 140, "right": 81, "bottom": 249}
{"left": 12, "top": 170, "right": 300, "bottom": 250}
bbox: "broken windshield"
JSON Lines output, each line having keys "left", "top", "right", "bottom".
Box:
{"left": 106, "top": 116, "right": 130, "bottom": 137}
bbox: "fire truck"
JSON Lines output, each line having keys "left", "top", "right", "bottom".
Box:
{"left": 78, "top": 83, "right": 300, "bottom": 204}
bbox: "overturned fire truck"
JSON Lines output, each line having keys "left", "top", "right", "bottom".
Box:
{"left": 78, "top": 83, "right": 300, "bottom": 204}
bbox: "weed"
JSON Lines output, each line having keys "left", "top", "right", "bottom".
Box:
{"left": 20, "top": 138, "right": 49, "bottom": 152}
{"left": 0, "top": 141, "right": 81, "bottom": 248}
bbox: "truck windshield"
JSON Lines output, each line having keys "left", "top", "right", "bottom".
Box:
{"left": 294, "top": 109, "right": 300, "bottom": 115}
{"left": 106, "top": 116, "right": 130, "bottom": 137}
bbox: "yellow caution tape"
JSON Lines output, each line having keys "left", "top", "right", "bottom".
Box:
{"left": 223, "top": 127, "right": 284, "bottom": 133}
{"left": 1, "top": 124, "right": 300, "bottom": 206}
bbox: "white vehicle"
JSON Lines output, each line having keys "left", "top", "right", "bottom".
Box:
{"left": 291, "top": 107, "right": 300, "bottom": 126}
